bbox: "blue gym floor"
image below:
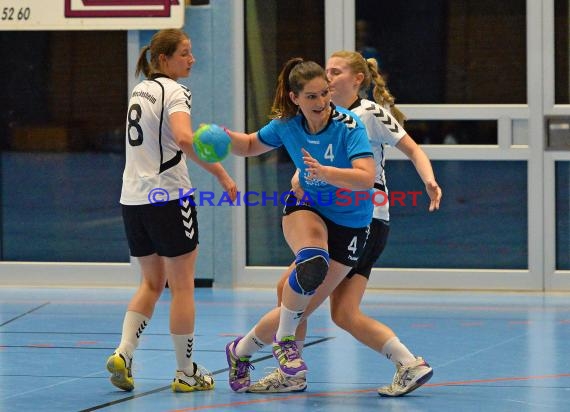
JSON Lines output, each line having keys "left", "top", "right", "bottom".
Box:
{"left": 1, "top": 286, "right": 569, "bottom": 412}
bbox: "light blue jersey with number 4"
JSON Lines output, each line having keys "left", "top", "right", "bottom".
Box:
{"left": 258, "top": 104, "right": 374, "bottom": 228}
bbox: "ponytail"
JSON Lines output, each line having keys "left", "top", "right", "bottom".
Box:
{"left": 367, "top": 58, "right": 406, "bottom": 125}
{"left": 270, "top": 57, "right": 304, "bottom": 119}
{"left": 135, "top": 45, "right": 152, "bottom": 78}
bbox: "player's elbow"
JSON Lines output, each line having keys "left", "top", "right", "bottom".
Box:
{"left": 364, "top": 174, "right": 375, "bottom": 189}
{"left": 174, "top": 132, "right": 193, "bottom": 152}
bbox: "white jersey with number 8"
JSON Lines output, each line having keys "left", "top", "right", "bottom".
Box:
{"left": 120, "top": 75, "right": 193, "bottom": 205}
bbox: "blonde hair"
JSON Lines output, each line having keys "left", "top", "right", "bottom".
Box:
{"left": 330, "top": 50, "right": 406, "bottom": 125}
{"left": 135, "top": 29, "right": 189, "bottom": 78}
{"left": 269, "top": 58, "right": 328, "bottom": 120}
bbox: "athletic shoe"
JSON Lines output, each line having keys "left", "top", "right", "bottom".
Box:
{"left": 377, "top": 357, "right": 433, "bottom": 397}
{"left": 225, "top": 337, "right": 254, "bottom": 392}
{"left": 247, "top": 368, "right": 307, "bottom": 393}
{"left": 171, "top": 362, "right": 215, "bottom": 392}
{"left": 272, "top": 335, "right": 307, "bottom": 377}
{"left": 106, "top": 351, "right": 134, "bottom": 391}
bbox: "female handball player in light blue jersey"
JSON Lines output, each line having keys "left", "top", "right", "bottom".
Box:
{"left": 222, "top": 57, "right": 375, "bottom": 392}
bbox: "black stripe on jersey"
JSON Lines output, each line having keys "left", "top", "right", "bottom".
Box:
{"left": 349, "top": 152, "right": 373, "bottom": 161}
{"left": 331, "top": 108, "right": 358, "bottom": 129}
{"left": 153, "top": 79, "right": 183, "bottom": 174}
{"left": 181, "top": 84, "right": 192, "bottom": 111}
{"left": 160, "top": 150, "right": 183, "bottom": 173}
{"left": 363, "top": 102, "right": 400, "bottom": 134}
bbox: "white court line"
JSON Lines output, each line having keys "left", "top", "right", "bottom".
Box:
{"left": 432, "top": 331, "right": 529, "bottom": 369}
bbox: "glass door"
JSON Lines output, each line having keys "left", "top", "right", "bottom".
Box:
{"left": 545, "top": 0, "right": 570, "bottom": 290}
{"left": 329, "top": 0, "right": 539, "bottom": 290}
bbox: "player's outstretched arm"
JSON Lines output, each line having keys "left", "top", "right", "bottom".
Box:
{"left": 224, "top": 129, "right": 273, "bottom": 157}
{"left": 396, "top": 134, "right": 442, "bottom": 211}
{"left": 170, "top": 113, "right": 238, "bottom": 201}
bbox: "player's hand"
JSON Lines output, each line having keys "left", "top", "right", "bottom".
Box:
{"left": 425, "top": 181, "right": 442, "bottom": 212}
{"left": 218, "top": 174, "right": 238, "bottom": 203}
{"left": 302, "top": 148, "right": 328, "bottom": 182}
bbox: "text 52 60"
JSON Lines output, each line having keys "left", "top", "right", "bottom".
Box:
{"left": 2, "top": 7, "right": 31, "bottom": 21}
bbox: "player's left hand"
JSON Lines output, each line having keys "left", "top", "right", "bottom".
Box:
{"left": 302, "top": 148, "right": 328, "bottom": 182}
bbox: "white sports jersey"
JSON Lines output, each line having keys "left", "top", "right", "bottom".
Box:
{"left": 120, "top": 74, "right": 193, "bottom": 205}
{"left": 349, "top": 98, "right": 407, "bottom": 221}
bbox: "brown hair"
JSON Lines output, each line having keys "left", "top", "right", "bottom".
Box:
{"left": 329, "top": 50, "right": 406, "bottom": 125}
{"left": 270, "top": 58, "right": 328, "bottom": 119}
{"left": 135, "top": 29, "right": 189, "bottom": 78}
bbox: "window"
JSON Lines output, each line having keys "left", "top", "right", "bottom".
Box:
{"left": 245, "top": 0, "right": 325, "bottom": 265}
{"left": 555, "top": 0, "right": 569, "bottom": 104}
{"left": 355, "top": 0, "right": 527, "bottom": 105}
{"left": 0, "top": 32, "right": 129, "bottom": 262}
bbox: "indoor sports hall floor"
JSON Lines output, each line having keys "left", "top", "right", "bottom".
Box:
{"left": 1, "top": 286, "right": 569, "bottom": 412}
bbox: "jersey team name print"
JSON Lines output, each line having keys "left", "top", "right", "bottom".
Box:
{"left": 65, "top": 0, "right": 180, "bottom": 18}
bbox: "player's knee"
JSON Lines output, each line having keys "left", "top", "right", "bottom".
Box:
{"left": 288, "top": 247, "right": 329, "bottom": 295}
{"left": 331, "top": 304, "right": 353, "bottom": 330}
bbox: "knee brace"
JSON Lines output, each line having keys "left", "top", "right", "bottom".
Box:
{"left": 288, "top": 247, "right": 330, "bottom": 295}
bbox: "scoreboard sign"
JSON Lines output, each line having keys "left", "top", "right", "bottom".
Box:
{"left": 0, "top": 0, "right": 184, "bottom": 30}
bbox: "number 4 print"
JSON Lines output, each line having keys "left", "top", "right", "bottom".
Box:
{"left": 324, "top": 143, "right": 334, "bottom": 162}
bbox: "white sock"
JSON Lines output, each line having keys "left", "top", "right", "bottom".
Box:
{"left": 275, "top": 304, "right": 304, "bottom": 341}
{"left": 117, "top": 311, "right": 149, "bottom": 358}
{"left": 172, "top": 333, "right": 194, "bottom": 375}
{"left": 381, "top": 336, "right": 417, "bottom": 366}
{"left": 235, "top": 327, "right": 268, "bottom": 357}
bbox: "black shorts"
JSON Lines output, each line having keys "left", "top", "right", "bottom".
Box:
{"left": 283, "top": 197, "right": 369, "bottom": 267}
{"left": 122, "top": 197, "right": 199, "bottom": 258}
{"left": 347, "top": 218, "right": 390, "bottom": 279}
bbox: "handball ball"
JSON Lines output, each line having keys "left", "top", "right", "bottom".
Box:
{"left": 193, "top": 124, "right": 231, "bottom": 163}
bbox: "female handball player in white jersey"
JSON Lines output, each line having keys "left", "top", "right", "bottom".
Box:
{"left": 106, "top": 28, "right": 237, "bottom": 393}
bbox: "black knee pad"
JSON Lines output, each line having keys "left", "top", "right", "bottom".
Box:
{"left": 295, "top": 255, "right": 329, "bottom": 293}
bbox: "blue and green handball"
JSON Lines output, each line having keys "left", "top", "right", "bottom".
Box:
{"left": 193, "top": 123, "right": 232, "bottom": 163}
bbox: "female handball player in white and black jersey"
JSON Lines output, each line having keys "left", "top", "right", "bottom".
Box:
{"left": 107, "top": 28, "right": 236, "bottom": 394}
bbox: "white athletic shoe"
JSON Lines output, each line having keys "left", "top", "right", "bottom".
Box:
{"left": 247, "top": 368, "right": 307, "bottom": 393}
{"left": 377, "top": 357, "right": 433, "bottom": 397}
{"left": 171, "top": 363, "right": 215, "bottom": 392}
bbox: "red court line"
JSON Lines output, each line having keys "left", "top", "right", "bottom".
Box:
{"left": 460, "top": 321, "right": 484, "bottom": 327}
{"left": 168, "top": 389, "right": 375, "bottom": 412}
{"left": 76, "top": 341, "right": 98, "bottom": 346}
{"left": 423, "top": 373, "right": 570, "bottom": 387}
{"left": 508, "top": 320, "right": 532, "bottom": 325}
{"left": 168, "top": 373, "right": 570, "bottom": 412}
